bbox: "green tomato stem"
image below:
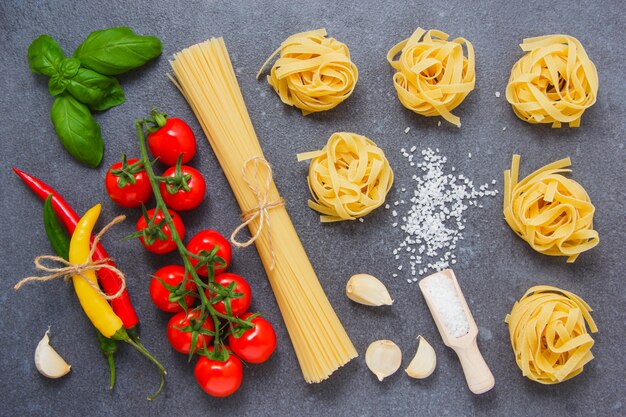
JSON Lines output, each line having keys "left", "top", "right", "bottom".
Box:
{"left": 135, "top": 120, "right": 251, "bottom": 356}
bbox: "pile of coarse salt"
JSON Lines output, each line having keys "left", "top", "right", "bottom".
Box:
{"left": 427, "top": 274, "right": 469, "bottom": 338}
{"left": 388, "top": 147, "right": 498, "bottom": 283}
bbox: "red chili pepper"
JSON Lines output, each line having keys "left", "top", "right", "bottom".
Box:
{"left": 13, "top": 167, "right": 140, "bottom": 336}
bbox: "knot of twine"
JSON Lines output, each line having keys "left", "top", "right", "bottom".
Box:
{"left": 15, "top": 215, "right": 127, "bottom": 300}
{"left": 230, "top": 157, "right": 284, "bottom": 270}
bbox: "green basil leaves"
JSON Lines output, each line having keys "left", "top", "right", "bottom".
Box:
{"left": 74, "top": 27, "right": 163, "bottom": 75}
{"left": 51, "top": 94, "right": 104, "bottom": 168}
{"left": 28, "top": 35, "right": 65, "bottom": 76}
{"left": 27, "top": 27, "right": 162, "bottom": 167}
{"left": 67, "top": 69, "right": 125, "bottom": 111}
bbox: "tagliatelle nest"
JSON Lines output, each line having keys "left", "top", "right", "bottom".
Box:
{"left": 387, "top": 27, "right": 475, "bottom": 127}
{"left": 506, "top": 34, "right": 598, "bottom": 127}
{"left": 257, "top": 29, "right": 358, "bottom": 115}
{"left": 503, "top": 155, "right": 599, "bottom": 262}
{"left": 297, "top": 132, "right": 394, "bottom": 222}
{"left": 505, "top": 285, "right": 598, "bottom": 384}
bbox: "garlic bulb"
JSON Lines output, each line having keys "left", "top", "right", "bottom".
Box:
{"left": 346, "top": 274, "right": 393, "bottom": 306}
{"left": 405, "top": 336, "right": 436, "bottom": 379}
{"left": 35, "top": 329, "right": 71, "bottom": 379}
{"left": 365, "top": 340, "right": 402, "bottom": 381}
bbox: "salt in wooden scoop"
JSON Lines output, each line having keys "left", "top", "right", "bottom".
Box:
{"left": 419, "top": 269, "right": 494, "bottom": 394}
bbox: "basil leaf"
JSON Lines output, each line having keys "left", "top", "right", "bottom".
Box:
{"left": 66, "top": 68, "right": 125, "bottom": 111}
{"left": 73, "top": 27, "right": 163, "bottom": 75}
{"left": 28, "top": 34, "right": 65, "bottom": 76}
{"left": 48, "top": 75, "right": 69, "bottom": 96}
{"left": 59, "top": 58, "right": 80, "bottom": 79}
{"left": 50, "top": 94, "right": 104, "bottom": 167}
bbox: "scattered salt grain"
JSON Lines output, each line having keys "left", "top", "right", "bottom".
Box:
{"left": 502, "top": 127, "right": 507, "bottom": 131}
{"left": 404, "top": 127, "right": 411, "bottom": 133}
{"left": 358, "top": 218, "right": 364, "bottom": 223}
{"left": 392, "top": 148, "right": 497, "bottom": 280}
{"left": 495, "top": 91, "right": 500, "bottom": 98}
{"left": 468, "top": 152, "right": 472, "bottom": 159}
{"left": 437, "top": 121, "right": 441, "bottom": 127}
{"left": 427, "top": 275, "right": 469, "bottom": 338}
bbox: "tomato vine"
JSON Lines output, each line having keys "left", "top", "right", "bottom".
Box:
{"left": 134, "top": 119, "right": 253, "bottom": 360}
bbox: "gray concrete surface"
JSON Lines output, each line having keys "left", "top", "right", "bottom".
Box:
{"left": 1, "top": 0, "right": 624, "bottom": 416}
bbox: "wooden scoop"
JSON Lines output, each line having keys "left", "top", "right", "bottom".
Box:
{"left": 419, "top": 269, "right": 494, "bottom": 394}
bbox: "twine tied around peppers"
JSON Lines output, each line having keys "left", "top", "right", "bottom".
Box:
{"left": 230, "top": 157, "right": 284, "bottom": 269}
{"left": 14, "top": 215, "right": 127, "bottom": 299}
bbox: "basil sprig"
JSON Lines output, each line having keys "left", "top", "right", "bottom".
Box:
{"left": 74, "top": 27, "right": 163, "bottom": 75}
{"left": 26, "top": 27, "right": 163, "bottom": 168}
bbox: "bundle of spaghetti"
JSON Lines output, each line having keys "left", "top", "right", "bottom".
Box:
{"left": 297, "top": 132, "right": 393, "bottom": 222}
{"left": 505, "top": 285, "right": 597, "bottom": 384}
{"left": 387, "top": 27, "right": 475, "bottom": 127}
{"left": 257, "top": 29, "right": 358, "bottom": 115}
{"left": 170, "top": 38, "right": 357, "bottom": 383}
{"left": 506, "top": 34, "right": 598, "bottom": 127}
{"left": 503, "top": 154, "right": 599, "bottom": 262}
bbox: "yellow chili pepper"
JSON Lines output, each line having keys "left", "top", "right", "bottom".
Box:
{"left": 70, "top": 204, "right": 167, "bottom": 399}
{"left": 69, "top": 204, "right": 123, "bottom": 338}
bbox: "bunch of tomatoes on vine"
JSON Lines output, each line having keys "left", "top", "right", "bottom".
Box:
{"left": 104, "top": 110, "right": 276, "bottom": 397}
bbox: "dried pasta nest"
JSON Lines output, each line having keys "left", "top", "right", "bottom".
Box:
{"left": 506, "top": 34, "right": 598, "bottom": 127}
{"left": 503, "top": 155, "right": 599, "bottom": 262}
{"left": 258, "top": 29, "right": 358, "bottom": 115}
{"left": 505, "top": 285, "right": 598, "bottom": 384}
{"left": 297, "top": 132, "right": 393, "bottom": 222}
{"left": 387, "top": 27, "right": 475, "bottom": 127}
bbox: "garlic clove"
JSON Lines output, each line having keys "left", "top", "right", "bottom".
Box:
{"left": 405, "top": 335, "right": 436, "bottom": 379}
{"left": 346, "top": 274, "right": 394, "bottom": 306}
{"left": 365, "top": 340, "right": 402, "bottom": 381}
{"left": 34, "top": 328, "right": 71, "bottom": 379}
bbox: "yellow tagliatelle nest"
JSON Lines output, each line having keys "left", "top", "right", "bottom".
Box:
{"left": 503, "top": 155, "right": 599, "bottom": 262}
{"left": 506, "top": 35, "right": 598, "bottom": 127}
{"left": 297, "top": 132, "right": 393, "bottom": 222}
{"left": 387, "top": 27, "right": 475, "bottom": 127}
{"left": 257, "top": 29, "right": 358, "bottom": 115}
{"left": 505, "top": 285, "right": 598, "bottom": 384}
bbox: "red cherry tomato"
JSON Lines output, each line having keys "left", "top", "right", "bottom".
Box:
{"left": 105, "top": 158, "right": 151, "bottom": 208}
{"left": 206, "top": 273, "right": 251, "bottom": 316}
{"left": 148, "top": 117, "right": 197, "bottom": 166}
{"left": 186, "top": 230, "right": 232, "bottom": 276}
{"left": 150, "top": 265, "right": 196, "bottom": 312}
{"left": 227, "top": 313, "right": 276, "bottom": 364}
{"left": 166, "top": 310, "right": 214, "bottom": 355}
{"left": 194, "top": 348, "right": 243, "bottom": 397}
{"left": 160, "top": 165, "right": 206, "bottom": 211}
{"left": 135, "top": 208, "right": 185, "bottom": 254}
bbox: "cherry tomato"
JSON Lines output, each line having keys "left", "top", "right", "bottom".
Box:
{"left": 105, "top": 157, "right": 151, "bottom": 208}
{"left": 166, "top": 310, "right": 214, "bottom": 355}
{"left": 160, "top": 165, "right": 206, "bottom": 211}
{"left": 148, "top": 117, "right": 197, "bottom": 166}
{"left": 227, "top": 313, "right": 276, "bottom": 364}
{"left": 194, "top": 347, "right": 243, "bottom": 397}
{"left": 135, "top": 208, "right": 185, "bottom": 254}
{"left": 207, "top": 273, "right": 251, "bottom": 316}
{"left": 186, "top": 230, "right": 232, "bottom": 276}
{"left": 150, "top": 265, "right": 196, "bottom": 312}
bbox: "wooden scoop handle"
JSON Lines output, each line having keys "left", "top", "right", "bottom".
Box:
{"left": 453, "top": 340, "right": 495, "bottom": 394}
